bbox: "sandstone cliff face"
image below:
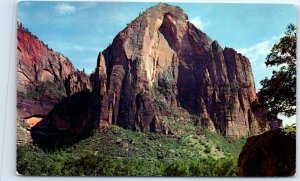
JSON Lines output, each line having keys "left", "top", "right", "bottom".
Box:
{"left": 93, "top": 3, "right": 268, "bottom": 138}
{"left": 17, "top": 21, "right": 91, "bottom": 144}
{"left": 238, "top": 128, "right": 296, "bottom": 176}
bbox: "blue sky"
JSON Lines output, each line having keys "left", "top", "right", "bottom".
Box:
{"left": 18, "top": 1, "right": 296, "bottom": 124}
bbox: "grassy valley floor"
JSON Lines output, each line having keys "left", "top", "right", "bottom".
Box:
{"left": 17, "top": 125, "right": 246, "bottom": 176}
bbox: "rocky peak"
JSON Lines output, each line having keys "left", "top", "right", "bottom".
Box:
{"left": 17, "top": 22, "right": 91, "bottom": 96}
{"left": 21, "top": 3, "right": 269, "bottom": 143}
{"left": 211, "top": 40, "right": 223, "bottom": 53}
{"left": 17, "top": 22, "right": 92, "bottom": 145}
{"left": 91, "top": 3, "right": 269, "bottom": 138}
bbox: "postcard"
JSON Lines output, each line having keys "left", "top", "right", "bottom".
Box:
{"left": 16, "top": 1, "right": 296, "bottom": 176}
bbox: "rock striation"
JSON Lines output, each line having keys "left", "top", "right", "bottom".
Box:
{"left": 17, "top": 3, "right": 270, "bottom": 146}
{"left": 17, "top": 21, "right": 91, "bottom": 144}
{"left": 92, "top": 3, "right": 269, "bottom": 138}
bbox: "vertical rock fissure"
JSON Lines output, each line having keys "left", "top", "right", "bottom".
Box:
{"left": 89, "top": 3, "right": 269, "bottom": 138}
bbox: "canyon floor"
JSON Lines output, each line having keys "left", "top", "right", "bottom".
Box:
{"left": 17, "top": 124, "right": 246, "bottom": 176}
{"left": 17, "top": 102, "right": 246, "bottom": 176}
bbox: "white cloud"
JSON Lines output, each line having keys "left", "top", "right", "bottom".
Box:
{"left": 78, "top": 3, "right": 98, "bottom": 11}
{"left": 55, "top": 3, "right": 76, "bottom": 15}
{"left": 190, "top": 16, "right": 208, "bottom": 30}
{"left": 255, "top": 63, "right": 267, "bottom": 70}
{"left": 260, "top": 63, "right": 267, "bottom": 69}
{"left": 237, "top": 35, "right": 282, "bottom": 63}
{"left": 279, "top": 114, "right": 296, "bottom": 126}
{"left": 63, "top": 44, "right": 100, "bottom": 52}
{"left": 72, "top": 45, "right": 100, "bottom": 52}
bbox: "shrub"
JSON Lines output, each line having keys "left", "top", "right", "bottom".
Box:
{"left": 282, "top": 123, "right": 296, "bottom": 138}
{"left": 125, "top": 159, "right": 165, "bottom": 176}
{"left": 62, "top": 154, "right": 127, "bottom": 176}
{"left": 164, "top": 160, "right": 190, "bottom": 176}
{"left": 19, "top": 81, "right": 66, "bottom": 100}
{"left": 154, "top": 73, "right": 174, "bottom": 97}
{"left": 163, "top": 156, "right": 238, "bottom": 176}
{"left": 203, "top": 147, "right": 211, "bottom": 154}
{"left": 17, "top": 146, "right": 51, "bottom": 175}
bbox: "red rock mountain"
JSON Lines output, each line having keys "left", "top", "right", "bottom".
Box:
{"left": 19, "top": 3, "right": 269, "bottom": 146}
{"left": 92, "top": 3, "right": 269, "bottom": 138}
{"left": 16, "top": 21, "right": 91, "bottom": 144}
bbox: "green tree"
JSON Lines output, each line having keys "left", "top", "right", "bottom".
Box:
{"left": 258, "top": 24, "right": 296, "bottom": 120}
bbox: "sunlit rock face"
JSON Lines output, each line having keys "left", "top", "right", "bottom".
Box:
{"left": 92, "top": 3, "right": 269, "bottom": 138}
{"left": 17, "top": 21, "right": 91, "bottom": 145}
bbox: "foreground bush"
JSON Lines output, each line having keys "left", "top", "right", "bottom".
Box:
{"left": 164, "top": 157, "right": 238, "bottom": 176}
{"left": 17, "top": 146, "right": 238, "bottom": 176}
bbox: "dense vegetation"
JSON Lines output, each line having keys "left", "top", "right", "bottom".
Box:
{"left": 17, "top": 125, "right": 246, "bottom": 176}
{"left": 18, "top": 81, "right": 65, "bottom": 100}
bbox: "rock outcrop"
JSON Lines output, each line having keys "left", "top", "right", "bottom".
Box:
{"left": 31, "top": 90, "right": 93, "bottom": 148}
{"left": 17, "top": 21, "right": 91, "bottom": 144}
{"left": 92, "top": 3, "right": 268, "bottom": 138}
{"left": 238, "top": 127, "right": 296, "bottom": 176}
